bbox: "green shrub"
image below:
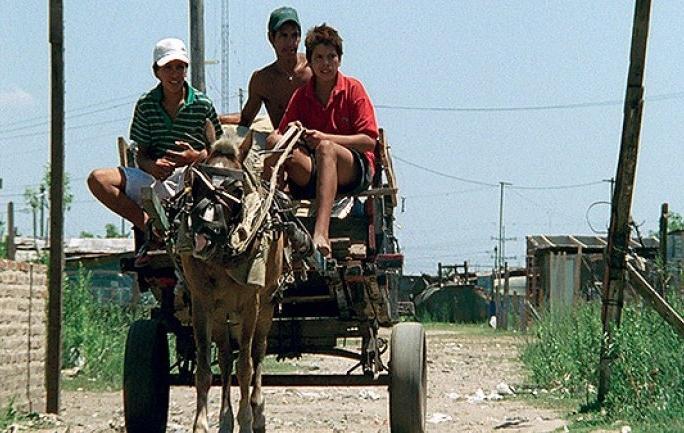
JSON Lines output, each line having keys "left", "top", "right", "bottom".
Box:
{"left": 63, "top": 266, "right": 142, "bottom": 388}
{"left": 522, "top": 299, "right": 684, "bottom": 425}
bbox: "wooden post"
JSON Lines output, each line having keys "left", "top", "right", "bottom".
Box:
{"left": 574, "top": 246, "right": 583, "bottom": 303}
{"left": 501, "top": 262, "right": 509, "bottom": 330}
{"left": 7, "top": 202, "right": 15, "bottom": 260}
{"left": 658, "top": 203, "right": 669, "bottom": 295}
{"left": 47, "top": 0, "right": 65, "bottom": 414}
{"left": 597, "top": 0, "right": 652, "bottom": 404}
{"left": 189, "top": 0, "right": 206, "bottom": 93}
{"left": 438, "top": 262, "right": 443, "bottom": 288}
{"left": 660, "top": 203, "right": 669, "bottom": 266}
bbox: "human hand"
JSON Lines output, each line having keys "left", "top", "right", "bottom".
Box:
{"left": 303, "top": 129, "right": 327, "bottom": 149}
{"left": 147, "top": 157, "right": 176, "bottom": 180}
{"left": 166, "top": 141, "right": 199, "bottom": 166}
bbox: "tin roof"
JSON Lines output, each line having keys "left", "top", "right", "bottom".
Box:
{"left": 527, "top": 234, "right": 659, "bottom": 253}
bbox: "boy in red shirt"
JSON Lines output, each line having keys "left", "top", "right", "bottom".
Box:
{"left": 275, "top": 24, "right": 378, "bottom": 257}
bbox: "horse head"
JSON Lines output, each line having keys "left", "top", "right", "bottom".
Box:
{"left": 186, "top": 131, "right": 258, "bottom": 262}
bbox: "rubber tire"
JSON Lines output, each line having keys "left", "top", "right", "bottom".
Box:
{"left": 389, "top": 322, "right": 427, "bottom": 433}
{"left": 123, "top": 319, "right": 170, "bottom": 433}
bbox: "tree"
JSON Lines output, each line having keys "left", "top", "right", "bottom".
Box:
{"left": 79, "top": 231, "right": 95, "bottom": 238}
{"left": 0, "top": 220, "right": 6, "bottom": 258}
{"left": 24, "top": 163, "right": 74, "bottom": 239}
{"left": 669, "top": 212, "right": 684, "bottom": 233}
{"left": 104, "top": 223, "right": 124, "bottom": 238}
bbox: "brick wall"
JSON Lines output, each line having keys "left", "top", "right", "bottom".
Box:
{"left": 0, "top": 260, "right": 47, "bottom": 412}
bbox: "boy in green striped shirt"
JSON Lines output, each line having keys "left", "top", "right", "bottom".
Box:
{"left": 88, "top": 38, "right": 222, "bottom": 238}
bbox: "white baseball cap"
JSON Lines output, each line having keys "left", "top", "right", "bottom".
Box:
{"left": 153, "top": 38, "right": 189, "bottom": 67}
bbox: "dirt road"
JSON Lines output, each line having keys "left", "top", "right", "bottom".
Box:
{"left": 32, "top": 326, "right": 567, "bottom": 433}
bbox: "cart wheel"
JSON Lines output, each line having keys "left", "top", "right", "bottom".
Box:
{"left": 123, "top": 319, "right": 170, "bottom": 433}
{"left": 389, "top": 322, "right": 427, "bottom": 433}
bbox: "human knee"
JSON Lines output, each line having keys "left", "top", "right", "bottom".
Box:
{"left": 265, "top": 132, "right": 280, "bottom": 149}
{"left": 87, "top": 168, "right": 112, "bottom": 193}
{"left": 314, "top": 140, "right": 336, "bottom": 161}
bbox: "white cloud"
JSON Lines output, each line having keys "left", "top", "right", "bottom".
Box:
{"left": 0, "top": 87, "right": 36, "bottom": 107}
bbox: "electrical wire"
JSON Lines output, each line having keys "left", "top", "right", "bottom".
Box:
{"left": 376, "top": 90, "right": 684, "bottom": 113}
{"left": 393, "top": 155, "right": 498, "bottom": 187}
{"left": 0, "top": 117, "right": 129, "bottom": 142}
{"left": 0, "top": 93, "right": 140, "bottom": 129}
{"left": 395, "top": 154, "right": 606, "bottom": 191}
{"left": 585, "top": 200, "right": 611, "bottom": 235}
{"left": 2, "top": 101, "right": 132, "bottom": 135}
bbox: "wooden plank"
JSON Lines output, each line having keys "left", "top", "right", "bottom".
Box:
{"left": 378, "top": 129, "right": 398, "bottom": 207}
{"left": 627, "top": 262, "right": 684, "bottom": 338}
{"left": 357, "top": 187, "right": 398, "bottom": 198}
{"left": 117, "top": 136, "right": 129, "bottom": 167}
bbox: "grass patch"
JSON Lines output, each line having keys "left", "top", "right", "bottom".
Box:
{"left": 63, "top": 266, "right": 144, "bottom": 390}
{"left": 0, "top": 401, "right": 54, "bottom": 431}
{"left": 421, "top": 322, "right": 517, "bottom": 337}
{"left": 521, "top": 299, "right": 684, "bottom": 431}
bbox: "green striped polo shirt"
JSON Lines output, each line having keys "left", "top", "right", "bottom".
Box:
{"left": 130, "top": 82, "right": 223, "bottom": 159}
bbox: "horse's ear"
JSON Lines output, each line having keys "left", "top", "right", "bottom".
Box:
{"left": 204, "top": 119, "right": 217, "bottom": 146}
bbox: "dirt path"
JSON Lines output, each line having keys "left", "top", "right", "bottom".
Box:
{"left": 32, "top": 326, "right": 567, "bottom": 433}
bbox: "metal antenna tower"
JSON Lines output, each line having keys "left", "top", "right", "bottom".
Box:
{"left": 221, "top": 0, "right": 229, "bottom": 113}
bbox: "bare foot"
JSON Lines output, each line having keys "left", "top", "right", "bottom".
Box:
{"left": 313, "top": 234, "right": 331, "bottom": 258}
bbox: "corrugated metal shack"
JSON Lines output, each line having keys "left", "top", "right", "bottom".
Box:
{"left": 526, "top": 235, "right": 659, "bottom": 310}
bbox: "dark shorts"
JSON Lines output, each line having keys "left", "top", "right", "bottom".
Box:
{"left": 288, "top": 147, "right": 373, "bottom": 200}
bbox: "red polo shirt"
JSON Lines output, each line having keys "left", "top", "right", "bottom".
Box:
{"left": 278, "top": 71, "right": 379, "bottom": 172}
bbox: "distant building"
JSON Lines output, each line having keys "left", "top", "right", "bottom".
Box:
{"left": 13, "top": 236, "right": 136, "bottom": 303}
{"left": 526, "top": 234, "right": 659, "bottom": 310}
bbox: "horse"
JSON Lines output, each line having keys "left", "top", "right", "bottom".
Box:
{"left": 179, "top": 131, "right": 284, "bottom": 433}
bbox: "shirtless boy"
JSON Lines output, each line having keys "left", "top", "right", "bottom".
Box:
{"left": 221, "top": 6, "right": 312, "bottom": 128}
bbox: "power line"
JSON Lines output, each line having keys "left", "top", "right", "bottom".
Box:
{"left": 2, "top": 101, "right": 132, "bottom": 135}
{"left": 0, "top": 117, "right": 129, "bottom": 142}
{"left": 511, "top": 180, "right": 604, "bottom": 190}
{"left": 401, "top": 186, "right": 492, "bottom": 199}
{"left": 394, "top": 155, "right": 498, "bottom": 187}
{"left": 376, "top": 90, "right": 684, "bottom": 113}
{"left": 0, "top": 93, "right": 139, "bottom": 129}
{"left": 394, "top": 154, "right": 606, "bottom": 190}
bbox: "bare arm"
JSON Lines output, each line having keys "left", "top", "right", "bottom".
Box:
{"left": 238, "top": 71, "right": 264, "bottom": 127}
{"left": 305, "top": 130, "right": 375, "bottom": 153}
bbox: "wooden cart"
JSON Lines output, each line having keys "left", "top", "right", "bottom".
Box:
{"left": 118, "top": 127, "right": 427, "bottom": 433}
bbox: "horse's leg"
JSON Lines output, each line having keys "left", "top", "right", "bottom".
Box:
{"left": 251, "top": 301, "right": 275, "bottom": 433}
{"left": 236, "top": 296, "right": 258, "bottom": 433}
{"left": 190, "top": 294, "right": 213, "bottom": 433}
{"left": 214, "top": 319, "right": 234, "bottom": 433}
{"left": 251, "top": 236, "right": 283, "bottom": 433}
{"left": 180, "top": 257, "right": 213, "bottom": 433}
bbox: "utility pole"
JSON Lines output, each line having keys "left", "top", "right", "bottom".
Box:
{"left": 496, "top": 181, "right": 512, "bottom": 291}
{"left": 7, "top": 202, "right": 15, "bottom": 260}
{"left": 47, "top": 0, "right": 65, "bottom": 414}
{"left": 189, "top": 0, "right": 206, "bottom": 93}
{"left": 597, "top": 0, "right": 651, "bottom": 404}
{"left": 221, "top": 0, "right": 230, "bottom": 113}
{"left": 39, "top": 185, "right": 46, "bottom": 238}
{"left": 238, "top": 87, "right": 244, "bottom": 111}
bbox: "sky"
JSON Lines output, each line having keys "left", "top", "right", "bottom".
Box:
{"left": 2, "top": 1, "right": 683, "bottom": 275}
